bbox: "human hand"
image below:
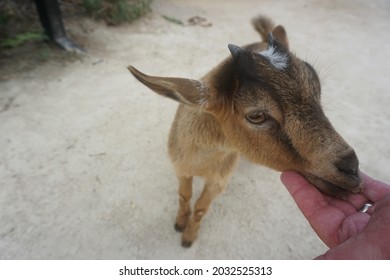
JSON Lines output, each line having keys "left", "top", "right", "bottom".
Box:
{"left": 281, "top": 171, "right": 390, "bottom": 259}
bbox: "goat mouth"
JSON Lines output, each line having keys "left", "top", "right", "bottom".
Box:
{"left": 303, "top": 173, "right": 363, "bottom": 199}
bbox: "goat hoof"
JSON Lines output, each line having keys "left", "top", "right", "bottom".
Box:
{"left": 174, "top": 223, "right": 185, "bottom": 232}
{"left": 181, "top": 240, "right": 193, "bottom": 248}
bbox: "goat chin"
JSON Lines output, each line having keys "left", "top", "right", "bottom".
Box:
{"left": 303, "top": 172, "right": 363, "bottom": 199}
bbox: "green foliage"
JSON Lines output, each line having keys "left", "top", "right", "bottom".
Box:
{"left": 162, "top": 15, "right": 184, "bottom": 25}
{"left": 82, "top": 0, "right": 103, "bottom": 15}
{"left": 81, "top": 0, "right": 151, "bottom": 25}
{"left": 0, "top": 31, "right": 47, "bottom": 48}
{"left": 0, "top": 12, "right": 8, "bottom": 25}
{"left": 36, "top": 46, "right": 51, "bottom": 62}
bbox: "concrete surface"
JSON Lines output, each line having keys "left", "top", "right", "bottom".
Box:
{"left": 1, "top": 0, "right": 390, "bottom": 259}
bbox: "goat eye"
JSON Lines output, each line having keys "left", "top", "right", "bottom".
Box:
{"left": 246, "top": 111, "right": 268, "bottom": 125}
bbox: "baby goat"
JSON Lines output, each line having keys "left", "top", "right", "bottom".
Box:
{"left": 128, "top": 16, "right": 363, "bottom": 247}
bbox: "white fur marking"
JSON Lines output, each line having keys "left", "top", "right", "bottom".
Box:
{"left": 195, "top": 81, "right": 209, "bottom": 107}
{"left": 259, "top": 46, "right": 288, "bottom": 70}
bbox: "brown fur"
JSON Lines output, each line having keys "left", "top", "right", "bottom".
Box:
{"left": 128, "top": 16, "right": 363, "bottom": 247}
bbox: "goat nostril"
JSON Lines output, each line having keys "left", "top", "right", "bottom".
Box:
{"left": 335, "top": 150, "right": 359, "bottom": 176}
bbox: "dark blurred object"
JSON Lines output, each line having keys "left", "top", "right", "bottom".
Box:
{"left": 34, "top": 0, "right": 84, "bottom": 52}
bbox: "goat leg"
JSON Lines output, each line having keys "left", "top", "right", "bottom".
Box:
{"left": 174, "top": 176, "right": 193, "bottom": 232}
{"left": 181, "top": 179, "right": 226, "bottom": 247}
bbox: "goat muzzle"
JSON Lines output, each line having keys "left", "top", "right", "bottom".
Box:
{"left": 302, "top": 149, "right": 363, "bottom": 199}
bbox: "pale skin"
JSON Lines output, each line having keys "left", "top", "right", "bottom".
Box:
{"left": 281, "top": 171, "right": 390, "bottom": 259}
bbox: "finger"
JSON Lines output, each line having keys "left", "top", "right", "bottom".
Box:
{"left": 337, "top": 212, "right": 370, "bottom": 243}
{"left": 345, "top": 193, "right": 370, "bottom": 212}
{"left": 361, "top": 172, "right": 390, "bottom": 203}
{"left": 281, "top": 171, "right": 348, "bottom": 247}
{"left": 328, "top": 197, "right": 360, "bottom": 216}
{"left": 281, "top": 171, "right": 356, "bottom": 217}
{"left": 280, "top": 171, "right": 328, "bottom": 219}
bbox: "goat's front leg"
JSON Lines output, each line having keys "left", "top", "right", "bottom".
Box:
{"left": 174, "top": 176, "right": 193, "bottom": 232}
{"left": 181, "top": 179, "right": 225, "bottom": 247}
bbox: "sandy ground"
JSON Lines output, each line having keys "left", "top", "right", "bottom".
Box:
{"left": 1, "top": 0, "right": 390, "bottom": 259}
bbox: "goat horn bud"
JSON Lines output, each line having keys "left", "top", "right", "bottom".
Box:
{"left": 228, "top": 44, "right": 243, "bottom": 59}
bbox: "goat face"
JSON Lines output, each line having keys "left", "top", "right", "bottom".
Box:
{"left": 128, "top": 27, "right": 362, "bottom": 198}
{"left": 216, "top": 35, "right": 362, "bottom": 198}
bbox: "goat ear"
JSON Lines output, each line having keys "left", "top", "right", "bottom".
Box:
{"left": 128, "top": 66, "right": 209, "bottom": 107}
{"left": 270, "top": 25, "right": 289, "bottom": 50}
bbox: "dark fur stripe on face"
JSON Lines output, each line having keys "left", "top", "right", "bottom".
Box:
{"left": 277, "top": 128, "right": 307, "bottom": 165}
